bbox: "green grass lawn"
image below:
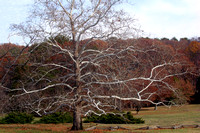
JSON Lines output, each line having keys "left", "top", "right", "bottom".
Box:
{"left": 0, "top": 104, "right": 199, "bottom": 133}
{"left": 134, "top": 104, "right": 200, "bottom": 126}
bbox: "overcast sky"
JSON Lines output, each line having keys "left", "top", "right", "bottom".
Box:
{"left": 131, "top": 0, "right": 200, "bottom": 39}
{"left": 0, "top": 0, "right": 200, "bottom": 44}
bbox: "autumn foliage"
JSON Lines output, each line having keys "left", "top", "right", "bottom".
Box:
{"left": 0, "top": 37, "right": 198, "bottom": 113}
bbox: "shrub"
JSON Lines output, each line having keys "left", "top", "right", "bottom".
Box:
{"left": 0, "top": 112, "right": 34, "bottom": 124}
{"left": 84, "top": 111, "right": 144, "bottom": 124}
{"left": 36, "top": 112, "right": 73, "bottom": 124}
{"left": 124, "top": 112, "right": 145, "bottom": 124}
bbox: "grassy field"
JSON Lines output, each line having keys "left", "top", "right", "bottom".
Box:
{"left": 135, "top": 104, "right": 200, "bottom": 126}
{"left": 0, "top": 104, "right": 199, "bottom": 133}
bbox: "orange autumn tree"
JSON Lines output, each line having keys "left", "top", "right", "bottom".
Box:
{"left": 128, "top": 38, "right": 196, "bottom": 105}
{"left": 185, "top": 41, "right": 200, "bottom": 103}
{"left": 186, "top": 41, "right": 200, "bottom": 65}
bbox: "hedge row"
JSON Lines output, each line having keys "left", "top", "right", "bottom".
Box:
{"left": 0, "top": 111, "right": 144, "bottom": 124}
{"left": 84, "top": 112, "right": 144, "bottom": 124}
{"left": 0, "top": 112, "right": 72, "bottom": 124}
{"left": 0, "top": 112, "right": 34, "bottom": 124}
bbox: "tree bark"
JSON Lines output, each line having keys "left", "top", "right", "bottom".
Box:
{"left": 119, "top": 99, "right": 122, "bottom": 112}
{"left": 154, "top": 105, "right": 157, "bottom": 110}
{"left": 130, "top": 101, "right": 133, "bottom": 110}
{"left": 71, "top": 106, "right": 83, "bottom": 130}
{"left": 71, "top": 41, "right": 83, "bottom": 130}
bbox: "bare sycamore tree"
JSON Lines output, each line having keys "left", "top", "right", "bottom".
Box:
{"left": 5, "top": 0, "right": 189, "bottom": 130}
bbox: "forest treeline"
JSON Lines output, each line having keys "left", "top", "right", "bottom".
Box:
{"left": 0, "top": 36, "right": 200, "bottom": 114}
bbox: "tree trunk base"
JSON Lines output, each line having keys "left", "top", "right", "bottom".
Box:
{"left": 71, "top": 125, "right": 83, "bottom": 130}
{"left": 71, "top": 106, "right": 83, "bottom": 130}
